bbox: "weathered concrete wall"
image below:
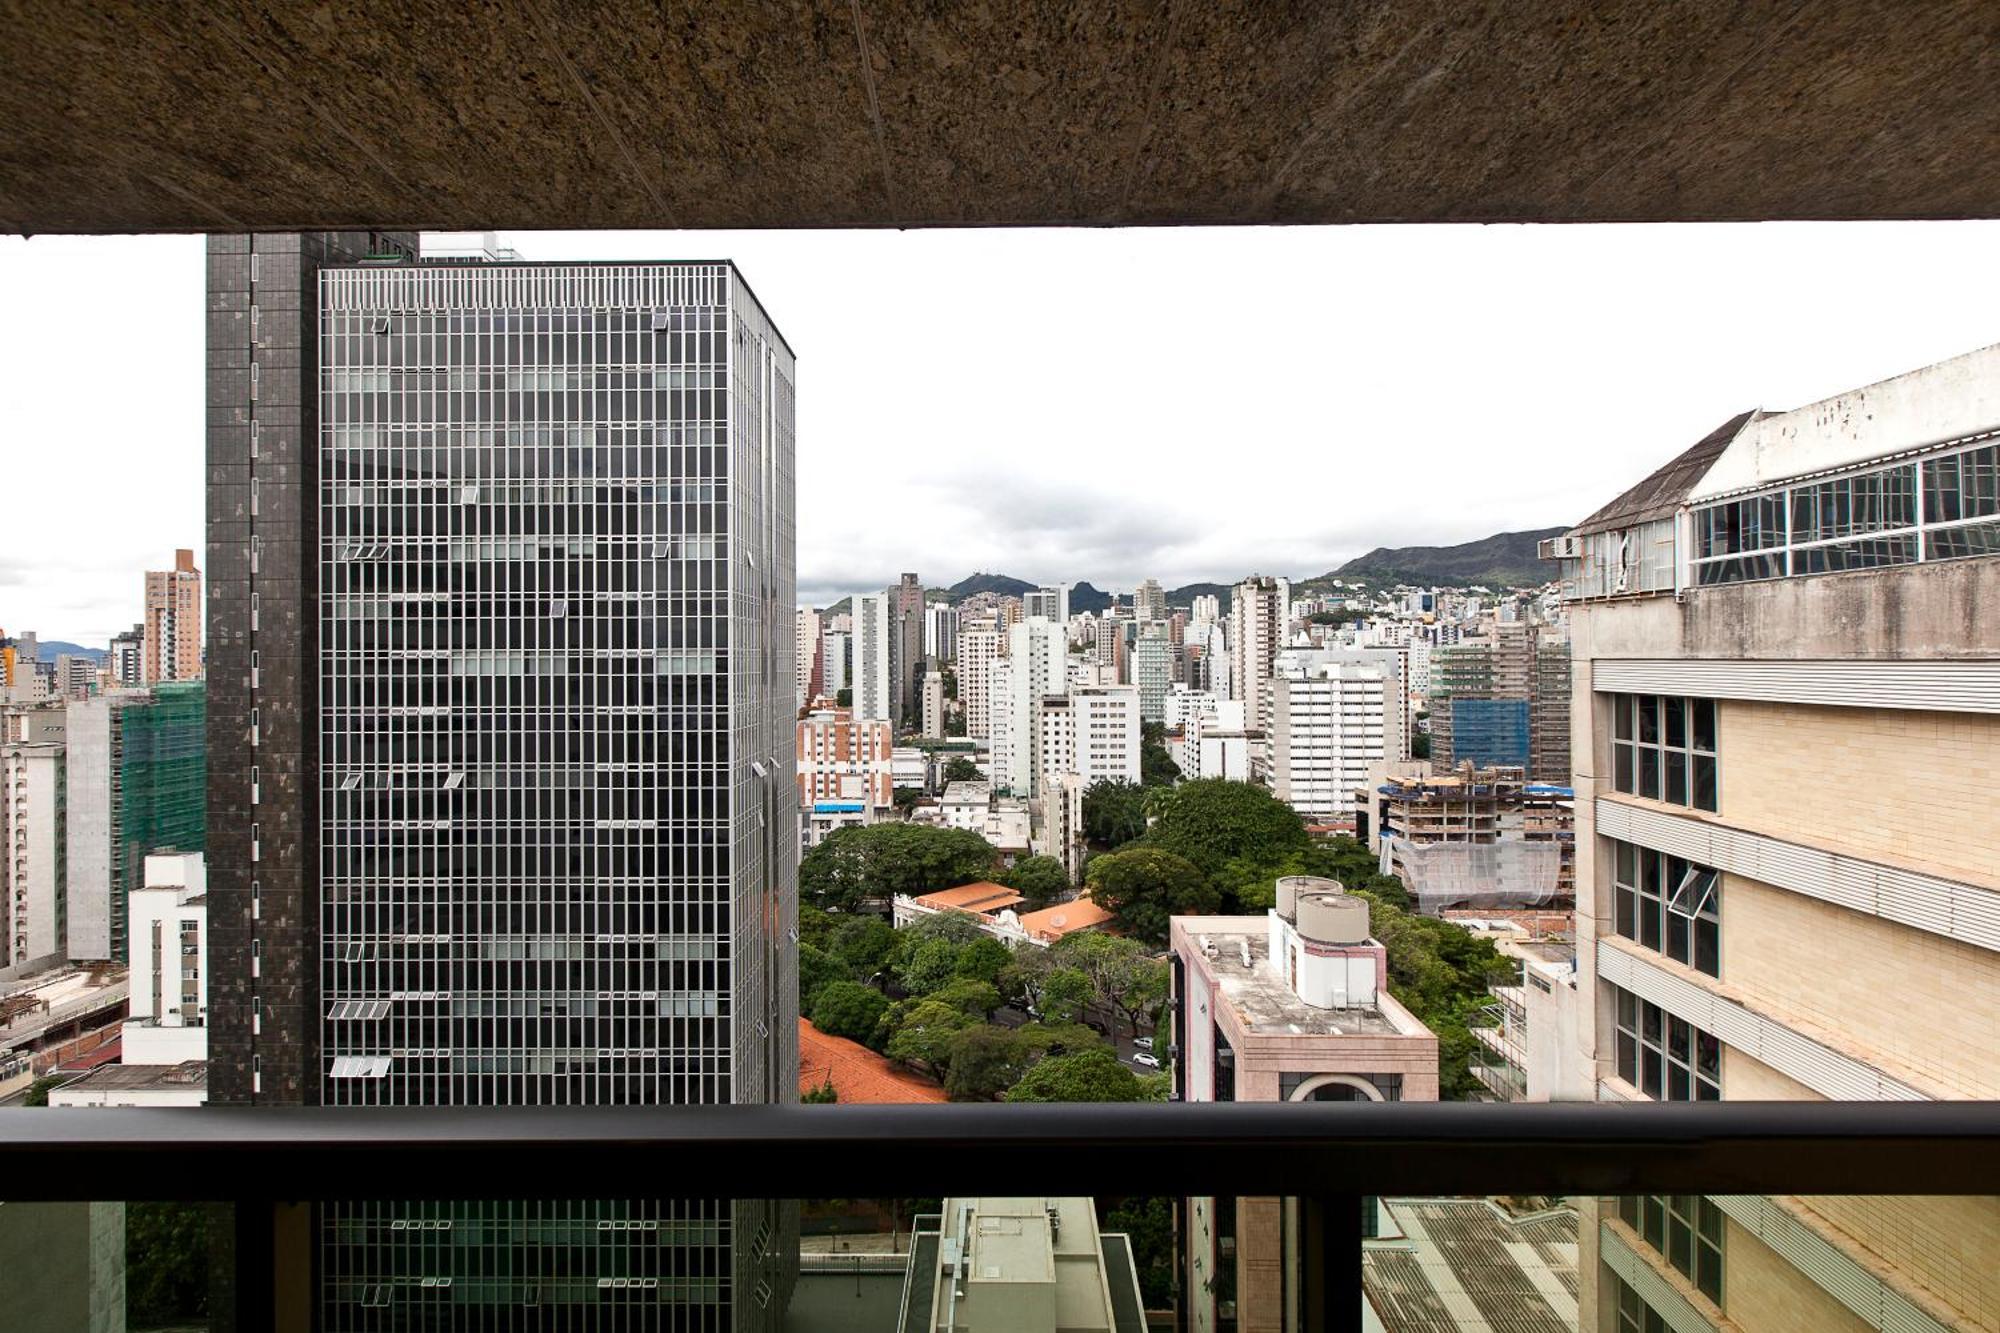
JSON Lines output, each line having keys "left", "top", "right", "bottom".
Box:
{"left": 3, "top": 2, "right": 1999, "bottom": 233}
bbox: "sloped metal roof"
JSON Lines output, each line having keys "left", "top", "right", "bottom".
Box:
{"left": 1570, "top": 411, "right": 1756, "bottom": 536}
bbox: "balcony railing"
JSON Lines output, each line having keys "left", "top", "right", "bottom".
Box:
{"left": 5, "top": 1100, "right": 1996, "bottom": 1332}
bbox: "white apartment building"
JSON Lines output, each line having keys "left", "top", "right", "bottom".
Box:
{"left": 851, "top": 591, "right": 895, "bottom": 723}
{"left": 1037, "top": 685, "right": 1141, "bottom": 790}
{"left": 1260, "top": 654, "right": 1406, "bottom": 823}
{"left": 1034, "top": 772, "right": 1087, "bottom": 885}
{"left": 1002, "top": 618, "right": 1069, "bottom": 796}
{"left": 1022, "top": 584, "right": 1069, "bottom": 626}
{"left": 1554, "top": 344, "right": 2000, "bottom": 1333}
{"left": 986, "top": 655, "right": 1015, "bottom": 790}
{"left": 1230, "top": 576, "right": 1288, "bottom": 730}
{"left": 921, "top": 670, "right": 946, "bottom": 739}
{"left": 819, "top": 628, "right": 849, "bottom": 698}
{"left": 924, "top": 602, "right": 958, "bottom": 661}
{"left": 123, "top": 851, "right": 208, "bottom": 1066}
{"left": 2, "top": 739, "right": 65, "bottom": 969}
{"left": 957, "top": 622, "right": 1003, "bottom": 739}
{"left": 1133, "top": 578, "right": 1167, "bottom": 623}
{"left": 794, "top": 607, "right": 821, "bottom": 707}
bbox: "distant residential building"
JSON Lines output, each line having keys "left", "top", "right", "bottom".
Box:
{"left": 2, "top": 740, "right": 65, "bottom": 967}
{"left": 921, "top": 665, "right": 946, "bottom": 738}
{"left": 795, "top": 606, "right": 821, "bottom": 707}
{"left": 852, "top": 592, "right": 896, "bottom": 722}
{"left": 1022, "top": 584, "right": 1069, "bottom": 627}
{"left": 894, "top": 573, "right": 925, "bottom": 729}
{"left": 986, "top": 656, "right": 1015, "bottom": 790}
{"left": 891, "top": 746, "right": 929, "bottom": 793}
{"left": 1034, "top": 772, "right": 1087, "bottom": 885}
{"left": 1002, "top": 618, "right": 1069, "bottom": 796}
{"left": 1038, "top": 685, "right": 1141, "bottom": 790}
{"left": 957, "top": 621, "right": 1004, "bottom": 739}
{"left": 108, "top": 625, "right": 144, "bottom": 688}
{"left": 1258, "top": 650, "right": 1407, "bottom": 824}
{"left": 796, "top": 707, "right": 893, "bottom": 846}
{"left": 1189, "top": 592, "right": 1221, "bottom": 630}
{"left": 62, "top": 683, "right": 205, "bottom": 964}
{"left": 924, "top": 601, "right": 958, "bottom": 661}
{"left": 122, "top": 850, "right": 208, "bottom": 1068}
{"left": 1133, "top": 577, "right": 1167, "bottom": 623}
{"left": 1469, "top": 934, "right": 1587, "bottom": 1103}
{"left": 1131, "top": 625, "right": 1171, "bottom": 724}
{"left": 1173, "top": 879, "right": 1438, "bottom": 1333}
{"left": 897, "top": 1198, "right": 1147, "bottom": 1332}
{"left": 1229, "top": 575, "right": 1289, "bottom": 732}
{"left": 819, "top": 628, "right": 849, "bottom": 698}
{"left": 143, "top": 548, "right": 203, "bottom": 683}
{"left": 938, "top": 780, "right": 991, "bottom": 830}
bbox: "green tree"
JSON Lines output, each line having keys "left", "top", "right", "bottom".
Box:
{"left": 802, "top": 1077, "right": 839, "bottom": 1104}
{"left": 799, "top": 823, "right": 998, "bottom": 911}
{"left": 895, "top": 937, "right": 963, "bottom": 996}
{"left": 1014, "top": 1020, "right": 1104, "bottom": 1060}
{"left": 798, "top": 903, "right": 836, "bottom": 951}
{"left": 835, "top": 687, "right": 852, "bottom": 707}
{"left": 1138, "top": 779, "right": 1309, "bottom": 880}
{"left": 1005, "top": 1047, "right": 1148, "bottom": 1103}
{"left": 828, "top": 915, "right": 899, "bottom": 980}
{"left": 1104, "top": 1197, "right": 1176, "bottom": 1307}
{"left": 1038, "top": 966, "right": 1096, "bottom": 1025}
{"left": 811, "top": 981, "right": 890, "bottom": 1046}
{"left": 798, "top": 941, "right": 845, "bottom": 1012}
{"left": 1349, "top": 888, "right": 1515, "bottom": 1098}
{"left": 1056, "top": 934, "right": 1170, "bottom": 1040}
{"left": 1081, "top": 779, "right": 1150, "bottom": 849}
{"left": 1084, "top": 846, "right": 1217, "bottom": 948}
{"left": 892, "top": 785, "right": 924, "bottom": 814}
{"left": 1140, "top": 721, "right": 1182, "bottom": 788}
{"left": 942, "top": 755, "right": 982, "bottom": 784}
{"left": 997, "top": 944, "right": 1057, "bottom": 1013}
{"left": 1002, "top": 854, "right": 1069, "bottom": 910}
{"left": 23, "top": 1075, "right": 64, "bottom": 1107}
{"left": 928, "top": 976, "right": 1003, "bottom": 1021}
{"left": 126, "top": 1202, "right": 212, "bottom": 1326}
{"left": 952, "top": 936, "right": 1013, "bottom": 987}
{"left": 941, "top": 669, "right": 958, "bottom": 701}
{"left": 943, "top": 1025, "right": 1033, "bottom": 1101}
{"left": 883, "top": 999, "right": 976, "bottom": 1078}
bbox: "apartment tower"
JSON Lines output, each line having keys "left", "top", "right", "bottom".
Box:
{"left": 206, "top": 237, "right": 798, "bottom": 1328}
{"left": 1554, "top": 346, "right": 2000, "bottom": 1333}
{"left": 143, "top": 548, "right": 204, "bottom": 683}
{"left": 1229, "top": 576, "right": 1289, "bottom": 733}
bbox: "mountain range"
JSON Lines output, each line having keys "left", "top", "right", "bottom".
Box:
{"left": 807, "top": 527, "right": 1564, "bottom": 614}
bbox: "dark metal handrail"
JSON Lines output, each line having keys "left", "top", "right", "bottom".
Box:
{"left": 7, "top": 1101, "right": 1997, "bottom": 1200}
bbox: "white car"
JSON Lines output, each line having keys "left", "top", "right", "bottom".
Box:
{"left": 1131, "top": 1051, "right": 1161, "bottom": 1069}
{"left": 1132, "top": 1036, "right": 1154, "bottom": 1051}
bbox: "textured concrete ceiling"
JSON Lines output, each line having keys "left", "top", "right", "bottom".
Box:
{"left": 2, "top": 1, "right": 1997, "bottom": 234}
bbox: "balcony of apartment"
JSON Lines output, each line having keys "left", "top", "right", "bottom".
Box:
{"left": 4, "top": 1101, "right": 1996, "bottom": 1332}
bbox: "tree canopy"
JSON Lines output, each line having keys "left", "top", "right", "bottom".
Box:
{"left": 1139, "top": 721, "right": 1182, "bottom": 788}
{"left": 1083, "top": 846, "right": 1217, "bottom": 947}
{"left": 942, "top": 755, "right": 982, "bottom": 784}
{"left": 1136, "top": 779, "right": 1309, "bottom": 879}
{"left": 1002, "top": 854, "right": 1070, "bottom": 910}
{"left": 1081, "top": 779, "right": 1150, "bottom": 849}
{"left": 1004, "top": 1047, "right": 1152, "bottom": 1103}
{"left": 799, "top": 823, "right": 998, "bottom": 911}
{"left": 810, "top": 981, "right": 890, "bottom": 1046}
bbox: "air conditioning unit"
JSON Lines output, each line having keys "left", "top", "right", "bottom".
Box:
{"left": 1538, "top": 535, "right": 1582, "bottom": 560}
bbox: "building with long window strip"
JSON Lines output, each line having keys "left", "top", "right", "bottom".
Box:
{"left": 207, "top": 237, "right": 797, "bottom": 1329}
{"left": 1551, "top": 342, "right": 2000, "bottom": 1333}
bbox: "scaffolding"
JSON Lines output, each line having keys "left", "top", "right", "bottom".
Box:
{"left": 116, "top": 682, "right": 206, "bottom": 961}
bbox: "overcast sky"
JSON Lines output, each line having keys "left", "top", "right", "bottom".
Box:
{"left": 4, "top": 222, "right": 2000, "bottom": 641}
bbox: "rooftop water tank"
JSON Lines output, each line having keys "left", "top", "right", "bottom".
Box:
{"left": 1297, "top": 892, "right": 1370, "bottom": 946}
{"left": 1275, "top": 875, "right": 1342, "bottom": 920}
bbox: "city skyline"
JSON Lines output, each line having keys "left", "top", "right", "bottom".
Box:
{"left": 10, "top": 221, "right": 2000, "bottom": 635}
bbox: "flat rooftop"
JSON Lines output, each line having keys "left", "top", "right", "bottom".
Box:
{"left": 53, "top": 1060, "right": 207, "bottom": 1093}
{"left": 1182, "top": 921, "right": 1403, "bottom": 1038}
{"left": 1364, "top": 1198, "right": 1578, "bottom": 1333}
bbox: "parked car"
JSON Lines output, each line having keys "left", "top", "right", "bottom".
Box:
{"left": 1132, "top": 1036, "right": 1154, "bottom": 1051}
{"left": 1132, "top": 1051, "right": 1161, "bottom": 1070}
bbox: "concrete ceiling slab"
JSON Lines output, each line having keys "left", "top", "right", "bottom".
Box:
{"left": 1, "top": 1, "right": 1996, "bottom": 233}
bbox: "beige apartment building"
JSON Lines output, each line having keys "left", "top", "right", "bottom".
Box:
{"left": 1552, "top": 344, "right": 2000, "bottom": 1333}
{"left": 142, "top": 548, "right": 202, "bottom": 683}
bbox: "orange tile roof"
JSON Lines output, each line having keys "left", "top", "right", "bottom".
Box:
{"left": 1018, "top": 894, "right": 1116, "bottom": 942}
{"left": 797, "top": 1018, "right": 949, "bottom": 1104}
{"left": 912, "top": 880, "right": 1023, "bottom": 915}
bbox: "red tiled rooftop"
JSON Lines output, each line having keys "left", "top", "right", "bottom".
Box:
{"left": 1018, "top": 894, "right": 1116, "bottom": 942}
{"left": 797, "top": 1018, "right": 948, "bottom": 1104}
{"left": 912, "top": 881, "right": 1022, "bottom": 915}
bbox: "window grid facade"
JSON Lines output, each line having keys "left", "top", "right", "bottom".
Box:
{"left": 1617, "top": 1196, "right": 1725, "bottom": 1307}
{"left": 313, "top": 261, "right": 795, "bottom": 1331}
{"left": 1613, "top": 984, "right": 1721, "bottom": 1101}
{"left": 1690, "top": 433, "right": 2000, "bottom": 585}
{"left": 1610, "top": 695, "right": 1718, "bottom": 813}
{"left": 1612, "top": 839, "right": 1720, "bottom": 977}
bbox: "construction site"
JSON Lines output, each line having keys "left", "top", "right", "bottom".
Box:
{"left": 1357, "top": 763, "right": 1576, "bottom": 915}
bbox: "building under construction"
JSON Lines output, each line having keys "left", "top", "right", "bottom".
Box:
{"left": 1355, "top": 761, "right": 1575, "bottom": 913}
{"left": 1427, "top": 623, "right": 1572, "bottom": 785}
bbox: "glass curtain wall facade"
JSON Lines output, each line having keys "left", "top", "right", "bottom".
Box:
{"left": 312, "top": 260, "right": 796, "bottom": 1330}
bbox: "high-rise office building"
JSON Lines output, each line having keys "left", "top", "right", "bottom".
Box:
{"left": 206, "top": 238, "right": 797, "bottom": 1327}
{"left": 1229, "top": 575, "right": 1289, "bottom": 733}
{"left": 851, "top": 592, "right": 895, "bottom": 723}
{"left": 1552, "top": 346, "right": 2000, "bottom": 1333}
{"left": 143, "top": 548, "right": 204, "bottom": 683}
